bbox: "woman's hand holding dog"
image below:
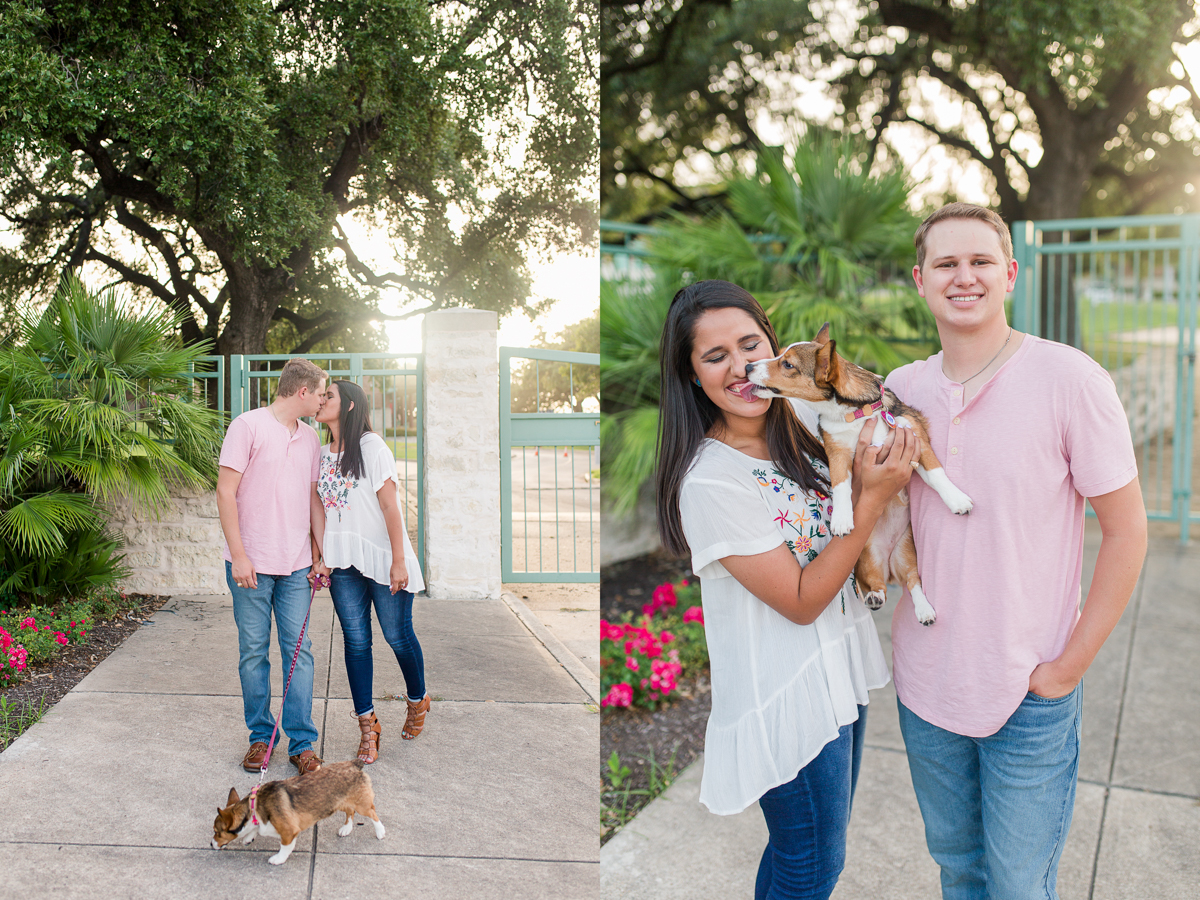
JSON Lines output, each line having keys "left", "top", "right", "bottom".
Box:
{"left": 849, "top": 415, "right": 921, "bottom": 513}
{"left": 851, "top": 418, "right": 919, "bottom": 515}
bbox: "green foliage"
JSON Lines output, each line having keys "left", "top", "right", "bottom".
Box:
{"left": 509, "top": 313, "right": 600, "bottom": 413}
{"left": 600, "top": 746, "right": 680, "bottom": 843}
{"left": 601, "top": 0, "right": 1200, "bottom": 223}
{"left": 601, "top": 133, "right": 936, "bottom": 512}
{"left": 0, "top": 0, "right": 598, "bottom": 352}
{"left": 0, "top": 275, "right": 224, "bottom": 601}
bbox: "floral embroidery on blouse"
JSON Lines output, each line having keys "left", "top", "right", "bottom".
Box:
{"left": 318, "top": 454, "right": 356, "bottom": 522}
{"left": 753, "top": 461, "right": 853, "bottom": 613}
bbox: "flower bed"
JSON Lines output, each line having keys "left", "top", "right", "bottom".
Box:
{"left": 600, "top": 579, "right": 708, "bottom": 711}
{"left": 0, "top": 588, "right": 129, "bottom": 688}
{"left": 601, "top": 575, "right": 710, "bottom": 841}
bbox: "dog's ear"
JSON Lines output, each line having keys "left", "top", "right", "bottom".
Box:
{"left": 815, "top": 338, "right": 840, "bottom": 386}
{"left": 814, "top": 322, "right": 831, "bottom": 346}
{"left": 227, "top": 787, "right": 240, "bottom": 806}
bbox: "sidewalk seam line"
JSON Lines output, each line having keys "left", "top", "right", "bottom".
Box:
{"left": 501, "top": 591, "right": 600, "bottom": 704}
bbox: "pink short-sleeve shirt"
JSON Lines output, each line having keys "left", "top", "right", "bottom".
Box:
{"left": 884, "top": 335, "right": 1137, "bottom": 737}
{"left": 219, "top": 406, "right": 321, "bottom": 575}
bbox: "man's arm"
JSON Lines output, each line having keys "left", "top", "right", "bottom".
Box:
{"left": 310, "top": 482, "right": 329, "bottom": 579}
{"left": 216, "top": 465, "right": 257, "bottom": 589}
{"left": 1028, "top": 478, "right": 1148, "bottom": 698}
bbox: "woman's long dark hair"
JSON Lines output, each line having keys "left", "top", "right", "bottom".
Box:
{"left": 331, "top": 380, "right": 373, "bottom": 480}
{"left": 655, "top": 280, "right": 828, "bottom": 558}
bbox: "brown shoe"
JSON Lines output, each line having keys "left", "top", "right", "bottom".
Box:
{"left": 402, "top": 694, "right": 430, "bottom": 740}
{"left": 356, "top": 711, "right": 381, "bottom": 764}
{"left": 242, "top": 741, "right": 269, "bottom": 772}
{"left": 289, "top": 749, "right": 323, "bottom": 775}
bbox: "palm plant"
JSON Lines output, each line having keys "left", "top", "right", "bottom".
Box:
{"left": 0, "top": 275, "right": 226, "bottom": 600}
{"left": 601, "top": 130, "right": 935, "bottom": 514}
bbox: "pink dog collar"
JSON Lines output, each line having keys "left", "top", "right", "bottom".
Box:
{"left": 845, "top": 400, "right": 891, "bottom": 424}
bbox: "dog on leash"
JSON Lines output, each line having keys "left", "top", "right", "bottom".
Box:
{"left": 211, "top": 760, "right": 384, "bottom": 865}
{"left": 745, "top": 324, "right": 972, "bottom": 625}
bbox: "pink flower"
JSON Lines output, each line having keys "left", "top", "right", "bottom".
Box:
{"left": 54, "top": 633, "right": 67, "bottom": 646}
{"left": 683, "top": 606, "right": 705, "bottom": 625}
{"left": 659, "top": 630, "right": 675, "bottom": 644}
{"left": 19, "top": 617, "right": 36, "bottom": 630}
{"left": 625, "top": 656, "right": 639, "bottom": 671}
{"left": 601, "top": 682, "right": 633, "bottom": 708}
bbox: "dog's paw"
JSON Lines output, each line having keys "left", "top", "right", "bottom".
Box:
{"left": 338, "top": 820, "right": 354, "bottom": 837}
{"left": 241, "top": 833, "right": 256, "bottom": 845}
{"left": 829, "top": 506, "right": 855, "bottom": 536}
{"left": 373, "top": 818, "right": 386, "bottom": 840}
{"left": 268, "top": 853, "right": 287, "bottom": 865}
{"left": 863, "top": 590, "right": 886, "bottom": 611}
{"left": 944, "top": 489, "right": 973, "bottom": 515}
{"left": 910, "top": 584, "right": 937, "bottom": 625}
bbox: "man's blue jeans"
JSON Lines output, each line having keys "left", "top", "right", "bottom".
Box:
{"left": 754, "top": 705, "right": 867, "bottom": 900}
{"left": 329, "top": 566, "right": 426, "bottom": 716}
{"left": 226, "top": 562, "right": 319, "bottom": 756}
{"left": 898, "top": 685, "right": 1083, "bottom": 900}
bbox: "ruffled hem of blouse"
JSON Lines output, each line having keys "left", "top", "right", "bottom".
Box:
{"left": 323, "top": 532, "right": 425, "bottom": 593}
{"left": 698, "top": 610, "right": 889, "bottom": 816}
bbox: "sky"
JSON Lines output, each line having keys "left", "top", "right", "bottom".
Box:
{"left": 378, "top": 251, "right": 600, "bottom": 354}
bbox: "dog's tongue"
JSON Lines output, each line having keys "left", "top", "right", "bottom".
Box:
{"left": 737, "top": 382, "right": 759, "bottom": 402}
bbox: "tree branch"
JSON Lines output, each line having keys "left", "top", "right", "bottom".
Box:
{"left": 114, "top": 202, "right": 216, "bottom": 317}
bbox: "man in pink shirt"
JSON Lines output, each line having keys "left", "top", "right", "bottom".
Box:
{"left": 216, "top": 357, "right": 328, "bottom": 775}
{"left": 884, "top": 203, "right": 1147, "bottom": 899}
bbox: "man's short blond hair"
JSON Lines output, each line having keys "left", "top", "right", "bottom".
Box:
{"left": 914, "top": 202, "right": 1013, "bottom": 270}
{"left": 277, "top": 357, "right": 327, "bottom": 397}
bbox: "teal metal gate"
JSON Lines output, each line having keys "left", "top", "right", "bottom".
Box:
{"left": 500, "top": 347, "right": 600, "bottom": 582}
{"left": 228, "top": 353, "right": 424, "bottom": 565}
{"left": 1012, "top": 215, "right": 1200, "bottom": 541}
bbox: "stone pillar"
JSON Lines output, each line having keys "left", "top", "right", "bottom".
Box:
{"left": 422, "top": 309, "right": 502, "bottom": 599}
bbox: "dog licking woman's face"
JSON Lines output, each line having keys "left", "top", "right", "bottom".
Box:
{"left": 689, "top": 307, "right": 775, "bottom": 424}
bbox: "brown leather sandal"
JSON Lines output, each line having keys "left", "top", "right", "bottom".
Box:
{"left": 356, "top": 711, "right": 381, "bottom": 764}
{"left": 402, "top": 694, "right": 430, "bottom": 740}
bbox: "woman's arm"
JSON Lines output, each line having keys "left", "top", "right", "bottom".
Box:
{"left": 376, "top": 478, "right": 410, "bottom": 594}
{"left": 721, "top": 422, "right": 919, "bottom": 625}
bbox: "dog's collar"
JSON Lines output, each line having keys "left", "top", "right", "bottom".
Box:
{"left": 248, "top": 784, "right": 261, "bottom": 827}
{"left": 844, "top": 400, "right": 896, "bottom": 427}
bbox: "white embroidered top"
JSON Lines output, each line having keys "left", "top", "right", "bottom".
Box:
{"left": 318, "top": 432, "right": 425, "bottom": 593}
{"left": 679, "top": 438, "right": 890, "bottom": 815}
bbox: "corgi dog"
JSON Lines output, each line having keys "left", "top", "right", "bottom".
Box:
{"left": 744, "top": 324, "right": 972, "bottom": 625}
{"left": 211, "top": 760, "right": 384, "bottom": 865}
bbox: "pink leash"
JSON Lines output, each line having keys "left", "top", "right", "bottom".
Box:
{"left": 259, "top": 572, "right": 329, "bottom": 783}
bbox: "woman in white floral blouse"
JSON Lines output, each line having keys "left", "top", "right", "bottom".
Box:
{"left": 655, "top": 280, "right": 918, "bottom": 900}
{"left": 312, "top": 380, "right": 429, "bottom": 764}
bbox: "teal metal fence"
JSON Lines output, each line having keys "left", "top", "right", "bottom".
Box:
{"left": 1012, "top": 215, "right": 1199, "bottom": 541}
{"left": 194, "top": 356, "right": 225, "bottom": 413}
{"left": 500, "top": 347, "right": 600, "bottom": 582}
{"left": 227, "top": 353, "right": 425, "bottom": 568}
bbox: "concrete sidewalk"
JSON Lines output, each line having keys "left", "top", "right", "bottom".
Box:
{"left": 0, "top": 589, "right": 599, "bottom": 900}
{"left": 602, "top": 520, "right": 1200, "bottom": 899}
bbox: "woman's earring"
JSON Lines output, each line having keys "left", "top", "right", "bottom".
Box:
{"left": 694, "top": 377, "right": 701, "bottom": 386}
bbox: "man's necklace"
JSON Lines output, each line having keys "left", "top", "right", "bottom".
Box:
{"left": 950, "top": 327, "right": 1012, "bottom": 385}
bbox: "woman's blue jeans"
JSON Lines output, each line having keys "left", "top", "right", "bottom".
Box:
{"left": 755, "top": 705, "right": 868, "bottom": 900}
{"left": 898, "top": 684, "right": 1083, "bottom": 900}
{"left": 329, "top": 566, "right": 426, "bottom": 716}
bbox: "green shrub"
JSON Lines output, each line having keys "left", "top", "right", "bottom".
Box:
{"left": 0, "top": 275, "right": 224, "bottom": 604}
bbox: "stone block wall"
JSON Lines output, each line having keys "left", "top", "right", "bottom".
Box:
{"left": 106, "top": 484, "right": 225, "bottom": 595}
{"left": 422, "top": 308, "right": 502, "bottom": 599}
